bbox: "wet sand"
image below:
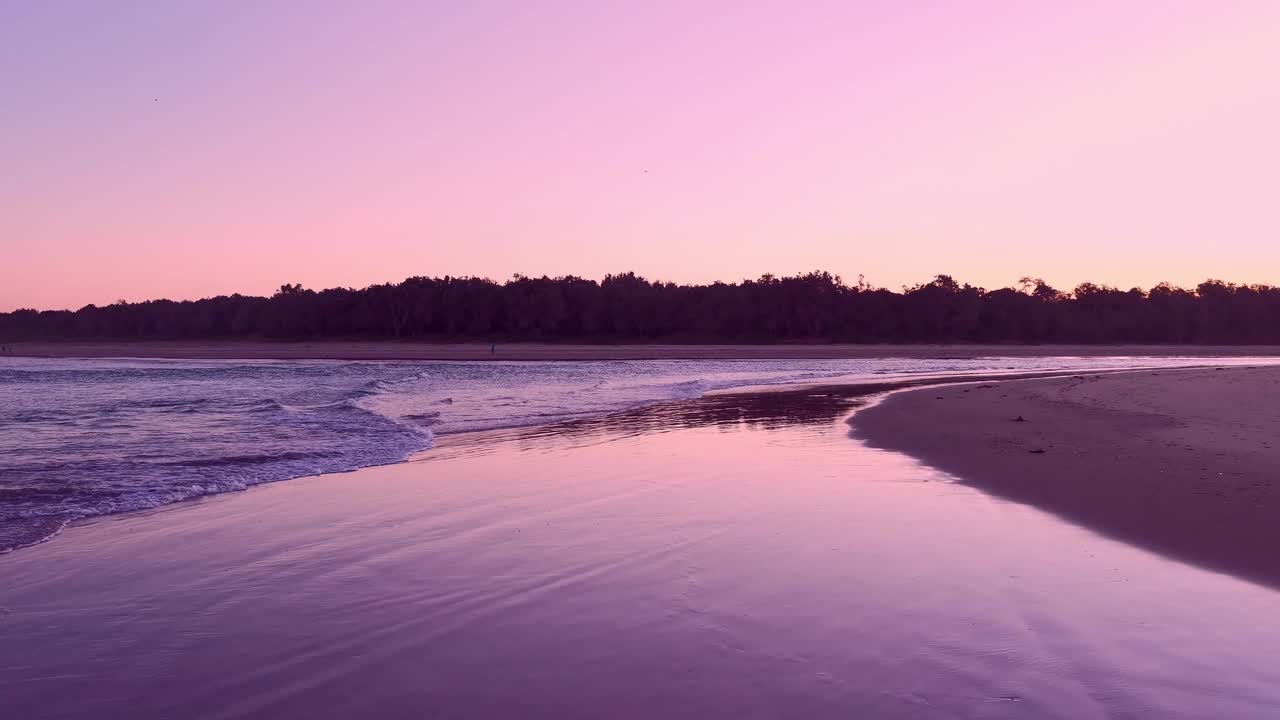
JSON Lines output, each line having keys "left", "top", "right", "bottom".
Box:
{"left": 852, "top": 365, "right": 1280, "bottom": 590}
{"left": 3, "top": 389, "right": 1280, "bottom": 718}
{"left": 9, "top": 339, "right": 1280, "bottom": 361}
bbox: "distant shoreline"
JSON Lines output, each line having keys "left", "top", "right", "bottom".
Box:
{"left": 7, "top": 340, "right": 1280, "bottom": 361}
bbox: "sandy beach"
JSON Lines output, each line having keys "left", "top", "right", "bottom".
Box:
{"left": 13, "top": 1, "right": 1280, "bottom": 715}
{"left": 9, "top": 340, "right": 1280, "bottom": 361}
{"left": 4, "top": 384, "right": 1280, "bottom": 719}
{"left": 852, "top": 365, "right": 1280, "bottom": 590}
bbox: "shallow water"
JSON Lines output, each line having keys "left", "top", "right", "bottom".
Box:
{"left": 1, "top": 355, "right": 1271, "bottom": 553}
{"left": 2, "top": 389, "right": 1277, "bottom": 718}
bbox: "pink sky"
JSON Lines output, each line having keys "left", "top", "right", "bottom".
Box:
{"left": 3, "top": 1, "right": 1279, "bottom": 311}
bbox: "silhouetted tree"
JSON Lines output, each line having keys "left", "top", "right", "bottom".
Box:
{"left": 3, "top": 273, "right": 1279, "bottom": 344}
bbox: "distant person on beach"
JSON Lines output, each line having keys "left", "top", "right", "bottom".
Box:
{"left": 490, "top": 343, "right": 496, "bottom": 355}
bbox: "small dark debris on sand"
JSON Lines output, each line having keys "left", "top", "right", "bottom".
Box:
{"left": 1029, "top": 449, "right": 1047, "bottom": 454}
{"left": 1013, "top": 415, "right": 1027, "bottom": 422}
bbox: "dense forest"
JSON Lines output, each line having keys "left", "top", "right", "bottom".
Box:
{"left": 3, "top": 273, "right": 1280, "bottom": 344}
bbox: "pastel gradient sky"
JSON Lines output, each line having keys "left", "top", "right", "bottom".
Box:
{"left": 3, "top": 1, "right": 1279, "bottom": 311}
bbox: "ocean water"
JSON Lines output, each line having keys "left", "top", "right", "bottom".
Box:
{"left": 0, "top": 354, "right": 1266, "bottom": 553}
{"left": 5, "top": 375, "right": 1280, "bottom": 718}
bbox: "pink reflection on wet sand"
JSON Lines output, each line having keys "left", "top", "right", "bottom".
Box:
{"left": 2, "top": 394, "right": 1278, "bottom": 718}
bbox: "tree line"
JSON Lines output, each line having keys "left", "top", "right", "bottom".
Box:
{"left": 3, "top": 272, "right": 1279, "bottom": 344}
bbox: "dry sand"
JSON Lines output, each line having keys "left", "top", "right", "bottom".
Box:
{"left": 8, "top": 340, "right": 1280, "bottom": 361}
{"left": 852, "top": 365, "right": 1280, "bottom": 589}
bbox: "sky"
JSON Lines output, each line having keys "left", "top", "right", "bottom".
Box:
{"left": 3, "top": 1, "right": 1279, "bottom": 311}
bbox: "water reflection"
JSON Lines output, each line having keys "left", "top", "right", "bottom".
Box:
{"left": 4, "top": 379, "right": 1280, "bottom": 718}
{"left": 424, "top": 370, "right": 1099, "bottom": 461}
{"left": 425, "top": 388, "right": 870, "bottom": 460}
